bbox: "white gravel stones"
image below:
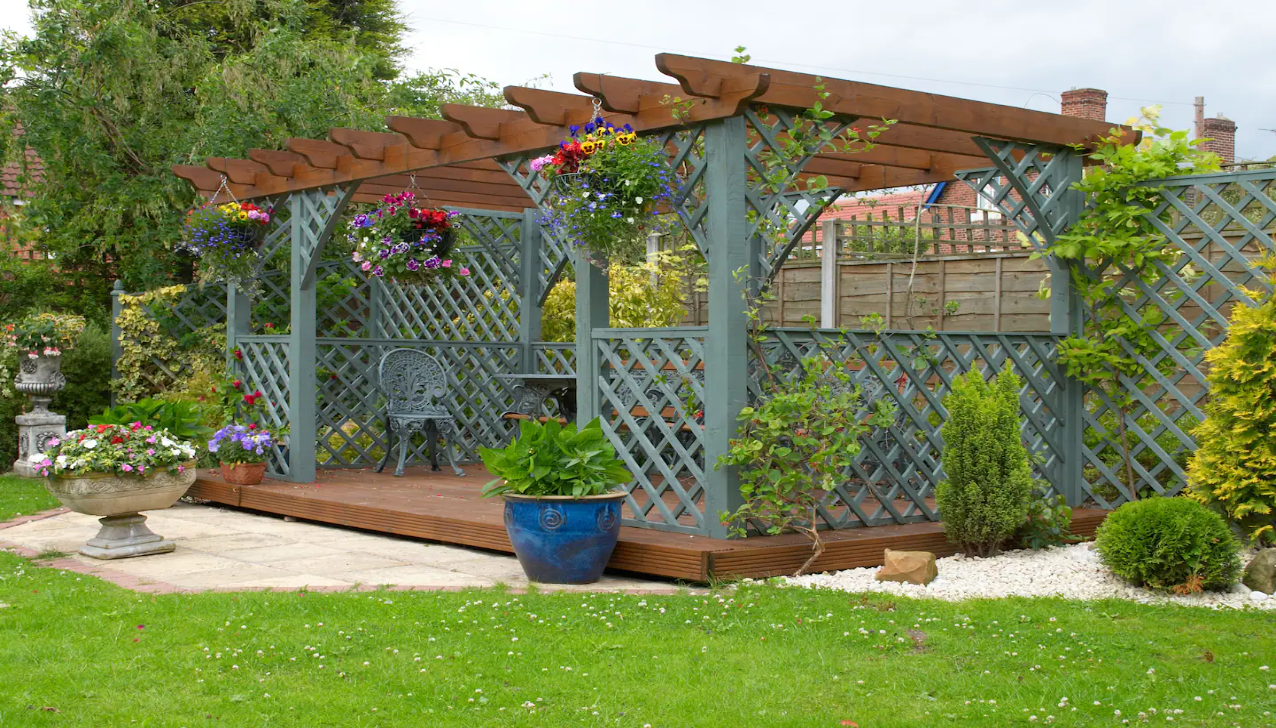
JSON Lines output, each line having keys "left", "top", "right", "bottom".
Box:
{"left": 785, "top": 543, "right": 1275, "bottom": 610}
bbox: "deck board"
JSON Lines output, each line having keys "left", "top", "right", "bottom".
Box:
{"left": 187, "top": 467, "right": 1107, "bottom": 582}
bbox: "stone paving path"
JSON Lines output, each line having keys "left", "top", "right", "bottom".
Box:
{"left": 0, "top": 502, "right": 679, "bottom": 594}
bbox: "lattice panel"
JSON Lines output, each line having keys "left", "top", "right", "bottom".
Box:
{"left": 953, "top": 140, "right": 1084, "bottom": 251}
{"left": 235, "top": 336, "right": 292, "bottom": 477}
{"left": 314, "top": 340, "right": 520, "bottom": 466}
{"left": 498, "top": 155, "right": 573, "bottom": 299}
{"left": 752, "top": 328, "right": 1068, "bottom": 529}
{"left": 741, "top": 107, "right": 849, "bottom": 282}
{"left": 593, "top": 328, "right": 708, "bottom": 534}
{"left": 1078, "top": 168, "right": 1276, "bottom": 506}
{"left": 373, "top": 213, "right": 523, "bottom": 342}
{"left": 532, "top": 343, "right": 576, "bottom": 375}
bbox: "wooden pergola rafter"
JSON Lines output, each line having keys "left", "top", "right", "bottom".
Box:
{"left": 174, "top": 52, "right": 1135, "bottom": 208}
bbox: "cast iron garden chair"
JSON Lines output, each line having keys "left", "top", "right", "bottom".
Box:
{"left": 375, "top": 348, "right": 465, "bottom": 477}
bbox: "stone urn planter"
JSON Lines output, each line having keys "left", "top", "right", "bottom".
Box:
{"left": 12, "top": 353, "right": 68, "bottom": 477}
{"left": 502, "top": 492, "right": 625, "bottom": 584}
{"left": 220, "top": 461, "right": 266, "bottom": 485}
{"left": 45, "top": 463, "right": 197, "bottom": 559}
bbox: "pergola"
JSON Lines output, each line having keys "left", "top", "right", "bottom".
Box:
{"left": 174, "top": 54, "right": 1131, "bottom": 539}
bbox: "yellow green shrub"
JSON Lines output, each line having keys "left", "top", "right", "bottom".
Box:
{"left": 1187, "top": 286, "right": 1276, "bottom": 546}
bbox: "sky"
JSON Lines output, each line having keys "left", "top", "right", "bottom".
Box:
{"left": 2, "top": 0, "right": 1273, "bottom": 159}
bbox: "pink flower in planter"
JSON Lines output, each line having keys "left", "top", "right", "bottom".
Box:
{"left": 441, "top": 259, "right": 452, "bottom": 268}
{"left": 360, "top": 260, "right": 373, "bottom": 272}
{"left": 121, "top": 464, "right": 133, "bottom": 472}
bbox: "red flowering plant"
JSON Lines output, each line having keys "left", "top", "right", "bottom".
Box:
{"left": 37, "top": 423, "right": 197, "bottom": 478}
{"left": 345, "top": 191, "right": 472, "bottom": 285}
{"left": 205, "top": 370, "right": 286, "bottom": 437}
{"left": 532, "top": 114, "right": 677, "bottom": 267}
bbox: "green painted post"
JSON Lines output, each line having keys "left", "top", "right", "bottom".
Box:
{"left": 367, "top": 278, "right": 383, "bottom": 339}
{"left": 519, "top": 208, "right": 543, "bottom": 374}
{"left": 574, "top": 250, "right": 608, "bottom": 423}
{"left": 226, "top": 283, "right": 251, "bottom": 362}
{"left": 288, "top": 193, "right": 318, "bottom": 484}
{"left": 703, "top": 117, "right": 751, "bottom": 539}
{"left": 1054, "top": 151, "right": 1087, "bottom": 507}
{"left": 109, "top": 280, "right": 124, "bottom": 406}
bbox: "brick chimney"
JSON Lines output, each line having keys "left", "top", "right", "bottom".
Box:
{"left": 1060, "top": 88, "right": 1108, "bottom": 122}
{"left": 1200, "top": 116, "right": 1236, "bottom": 164}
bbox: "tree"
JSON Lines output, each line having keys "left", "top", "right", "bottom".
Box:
{"left": 0, "top": 0, "right": 503, "bottom": 320}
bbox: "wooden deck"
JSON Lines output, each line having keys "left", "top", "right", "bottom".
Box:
{"left": 188, "top": 467, "right": 1109, "bottom": 582}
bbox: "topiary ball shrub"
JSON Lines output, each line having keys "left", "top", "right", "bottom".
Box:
{"left": 1095, "top": 497, "right": 1242, "bottom": 594}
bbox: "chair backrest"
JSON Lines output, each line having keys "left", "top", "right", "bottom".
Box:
{"left": 377, "top": 348, "right": 449, "bottom": 416}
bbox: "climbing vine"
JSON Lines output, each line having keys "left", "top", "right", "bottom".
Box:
{"left": 1040, "top": 122, "right": 1219, "bottom": 498}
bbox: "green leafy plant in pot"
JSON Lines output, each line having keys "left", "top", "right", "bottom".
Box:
{"left": 480, "top": 418, "right": 633, "bottom": 584}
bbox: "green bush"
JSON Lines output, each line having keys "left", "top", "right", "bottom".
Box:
{"left": 1014, "top": 486, "right": 1078, "bottom": 550}
{"left": 1095, "top": 497, "right": 1241, "bottom": 593}
{"left": 935, "top": 366, "right": 1034, "bottom": 557}
{"left": 1, "top": 323, "right": 112, "bottom": 471}
{"left": 90, "top": 397, "right": 213, "bottom": 441}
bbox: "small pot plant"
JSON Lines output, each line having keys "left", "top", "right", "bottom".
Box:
{"left": 479, "top": 418, "right": 633, "bottom": 584}
{"left": 208, "top": 424, "right": 276, "bottom": 485}
{"left": 37, "top": 423, "right": 198, "bottom": 559}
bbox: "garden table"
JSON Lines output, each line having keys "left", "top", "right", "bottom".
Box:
{"left": 499, "top": 374, "right": 578, "bottom": 424}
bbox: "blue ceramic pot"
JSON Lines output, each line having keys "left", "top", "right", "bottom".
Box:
{"left": 502, "top": 492, "right": 625, "bottom": 584}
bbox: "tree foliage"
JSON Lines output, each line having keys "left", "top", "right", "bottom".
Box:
{"left": 0, "top": 0, "right": 503, "bottom": 316}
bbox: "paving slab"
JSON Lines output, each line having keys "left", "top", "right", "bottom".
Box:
{"left": 0, "top": 502, "right": 683, "bottom": 594}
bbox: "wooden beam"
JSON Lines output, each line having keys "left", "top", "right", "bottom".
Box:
{"left": 285, "top": 139, "right": 349, "bottom": 169}
{"left": 441, "top": 105, "right": 537, "bottom": 141}
{"left": 248, "top": 149, "right": 307, "bottom": 177}
{"left": 205, "top": 157, "right": 270, "bottom": 186}
{"left": 356, "top": 182, "right": 531, "bottom": 211}
{"left": 385, "top": 117, "right": 463, "bottom": 149}
{"left": 172, "top": 165, "right": 254, "bottom": 201}
{"left": 656, "top": 53, "right": 1139, "bottom": 148}
{"left": 503, "top": 87, "right": 597, "bottom": 127}
{"left": 328, "top": 128, "right": 409, "bottom": 161}
{"left": 574, "top": 71, "right": 769, "bottom": 122}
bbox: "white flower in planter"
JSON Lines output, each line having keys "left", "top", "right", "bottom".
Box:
{"left": 82, "top": 439, "right": 98, "bottom": 449}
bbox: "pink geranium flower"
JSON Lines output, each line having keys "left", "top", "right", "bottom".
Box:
{"left": 460, "top": 267, "right": 470, "bottom": 276}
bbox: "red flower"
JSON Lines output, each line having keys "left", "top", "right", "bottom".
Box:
{"left": 233, "top": 349, "right": 243, "bottom": 361}
{"left": 232, "top": 380, "right": 242, "bottom": 389}
{"left": 253, "top": 390, "right": 263, "bottom": 398}
{"left": 248, "top": 423, "right": 257, "bottom": 430}
{"left": 243, "top": 394, "right": 256, "bottom": 405}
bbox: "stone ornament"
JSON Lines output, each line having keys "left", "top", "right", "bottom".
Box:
{"left": 11, "top": 353, "right": 67, "bottom": 477}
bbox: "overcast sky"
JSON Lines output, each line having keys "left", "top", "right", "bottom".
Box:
{"left": 3, "top": 0, "right": 1273, "bottom": 159}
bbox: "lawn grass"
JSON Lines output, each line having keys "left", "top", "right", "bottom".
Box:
{"left": 0, "top": 474, "right": 1273, "bottom": 727}
{"left": 0, "top": 472, "right": 60, "bottom": 523}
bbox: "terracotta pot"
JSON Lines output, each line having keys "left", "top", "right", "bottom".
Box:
{"left": 221, "top": 461, "right": 267, "bottom": 485}
{"left": 45, "top": 462, "right": 197, "bottom": 517}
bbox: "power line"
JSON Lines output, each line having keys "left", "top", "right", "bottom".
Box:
{"left": 406, "top": 15, "right": 1193, "bottom": 107}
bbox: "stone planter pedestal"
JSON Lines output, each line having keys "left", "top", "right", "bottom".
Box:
{"left": 45, "top": 464, "right": 197, "bottom": 559}
{"left": 12, "top": 354, "right": 67, "bottom": 477}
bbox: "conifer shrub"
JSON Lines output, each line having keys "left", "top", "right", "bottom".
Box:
{"left": 1094, "top": 497, "right": 1241, "bottom": 593}
{"left": 935, "top": 366, "right": 1034, "bottom": 557}
{"left": 1186, "top": 290, "right": 1276, "bottom": 546}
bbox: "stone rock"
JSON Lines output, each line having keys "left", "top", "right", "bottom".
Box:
{"left": 1243, "top": 549, "right": 1276, "bottom": 595}
{"left": 875, "top": 549, "right": 938, "bottom": 586}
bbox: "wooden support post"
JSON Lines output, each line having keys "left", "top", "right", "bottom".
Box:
{"left": 288, "top": 193, "right": 318, "bottom": 484}
{"left": 227, "top": 283, "right": 252, "bottom": 361}
{"left": 367, "top": 279, "right": 383, "bottom": 339}
{"left": 820, "top": 218, "right": 839, "bottom": 329}
{"left": 574, "top": 251, "right": 608, "bottom": 423}
{"left": 703, "top": 117, "right": 751, "bottom": 539}
{"left": 993, "top": 256, "right": 1003, "bottom": 332}
{"left": 519, "top": 208, "right": 543, "bottom": 374}
{"left": 885, "top": 262, "right": 894, "bottom": 329}
{"left": 938, "top": 259, "right": 947, "bottom": 331}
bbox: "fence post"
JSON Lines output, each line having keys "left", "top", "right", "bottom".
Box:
{"left": 574, "top": 250, "right": 608, "bottom": 422}
{"left": 519, "top": 208, "right": 543, "bottom": 374}
{"left": 820, "top": 219, "right": 839, "bottom": 328}
{"left": 226, "top": 283, "right": 251, "bottom": 364}
{"left": 109, "top": 280, "right": 124, "bottom": 406}
{"left": 703, "top": 116, "right": 751, "bottom": 539}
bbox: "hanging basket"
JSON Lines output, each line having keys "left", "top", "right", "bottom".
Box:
{"left": 553, "top": 172, "right": 586, "bottom": 193}
{"left": 223, "top": 224, "right": 266, "bottom": 250}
